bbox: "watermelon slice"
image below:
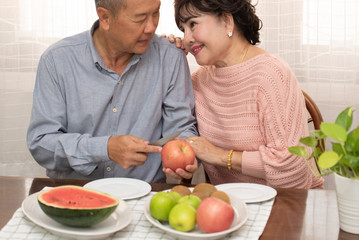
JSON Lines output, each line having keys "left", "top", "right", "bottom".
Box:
{"left": 38, "top": 185, "right": 119, "bottom": 227}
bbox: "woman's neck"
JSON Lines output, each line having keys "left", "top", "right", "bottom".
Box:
{"left": 214, "top": 36, "right": 250, "bottom": 68}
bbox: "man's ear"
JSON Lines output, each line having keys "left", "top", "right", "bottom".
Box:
{"left": 97, "top": 7, "right": 112, "bottom": 30}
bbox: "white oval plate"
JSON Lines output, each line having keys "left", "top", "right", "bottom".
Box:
{"left": 21, "top": 192, "right": 132, "bottom": 240}
{"left": 215, "top": 183, "right": 277, "bottom": 203}
{"left": 143, "top": 194, "right": 248, "bottom": 240}
{"left": 84, "top": 177, "right": 151, "bottom": 200}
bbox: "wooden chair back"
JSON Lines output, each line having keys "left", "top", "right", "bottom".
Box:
{"left": 302, "top": 90, "right": 324, "bottom": 131}
{"left": 302, "top": 90, "right": 324, "bottom": 172}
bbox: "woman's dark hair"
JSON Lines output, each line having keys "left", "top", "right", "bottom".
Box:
{"left": 174, "top": 0, "right": 262, "bottom": 45}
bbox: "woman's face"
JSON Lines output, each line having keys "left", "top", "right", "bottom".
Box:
{"left": 179, "top": 9, "right": 231, "bottom": 67}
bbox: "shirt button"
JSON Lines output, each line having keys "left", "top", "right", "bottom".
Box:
{"left": 106, "top": 167, "right": 111, "bottom": 172}
{"left": 112, "top": 108, "right": 117, "bottom": 113}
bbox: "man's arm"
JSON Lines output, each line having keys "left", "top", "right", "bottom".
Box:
{"left": 27, "top": 53, "right": 163, "bottom": 177}
{"left": 27, "top": 54, "right": 109, "bottom": 176}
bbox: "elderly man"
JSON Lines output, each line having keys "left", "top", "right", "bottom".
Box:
{"left": 27, "top": 0, "right": 198, "bottom": 183}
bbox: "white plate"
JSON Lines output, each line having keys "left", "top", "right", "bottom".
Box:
{"left": 215, "top": 183, "right": 277, "bottom": 203}
{"left": 84, "top": 177, "right": 151, "bottom": 200}
{"left": 143, "top": 194, "right": 248, "bottom": 240}
{"left": 21, "top": 192, "right": 132, "bottom": 240}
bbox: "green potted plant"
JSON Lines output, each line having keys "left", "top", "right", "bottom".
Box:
{"left": 288, "top": 106, "right": 359, "bottom": 234}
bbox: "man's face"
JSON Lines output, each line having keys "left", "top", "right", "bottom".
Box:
{"left": 108, "top": 0, "right": 161, "bottom": 54}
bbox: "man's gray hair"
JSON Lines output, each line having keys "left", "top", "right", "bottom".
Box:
{"left": 94, "top": 0, "right": 126, "bottom": 16}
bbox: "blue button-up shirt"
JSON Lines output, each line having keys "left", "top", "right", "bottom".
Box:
{"left": 27, "top": 21, "right": 198, "bottom": 182}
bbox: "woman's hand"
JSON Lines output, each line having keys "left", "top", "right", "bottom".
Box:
{"left": 162, "top": 158, "right": 198, "bottom": 180}
{"left": 186, "top": 136, "right": 228, "bottom": 166}
{"left": 186, "top": 136, "right": 243, "bottom": 172}
{"left": 186, "top": 136, "right": 243, "bottom": 171}
{"left": 162, "top": 34, "right": 188, "bottom": 54}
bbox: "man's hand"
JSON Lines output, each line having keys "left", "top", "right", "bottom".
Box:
{"left": 108, "top": 135, "right": 162, "bottom": 168}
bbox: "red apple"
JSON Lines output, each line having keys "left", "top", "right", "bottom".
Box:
{"left": 196, "top": 197, "right": 235, "bottom": 233}
{"left": 161, "top": 139, "right": 195, "bottom": 171}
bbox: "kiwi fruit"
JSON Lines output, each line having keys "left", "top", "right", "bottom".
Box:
{"left": 192, "top": 183, "right": 217, "bottom": 198}
{"left": 190, "top": 191, "right": 208, "bottom": 200}
{"left": 171, "top": 185, "right": 191, "bottom": 196}
{"left": 210, "top": 190, "right": 231, "bottom": 204}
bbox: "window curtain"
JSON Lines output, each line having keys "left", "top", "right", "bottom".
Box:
{"left": 256, "top": 0, "right": 359, "bottom": 127}
{"left": 254, "top": 0, "right": 359, "bottom": 189}
{"left": 1, "top": 0, "right": 358, "bottom": 180}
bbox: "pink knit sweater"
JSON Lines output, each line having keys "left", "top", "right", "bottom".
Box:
{"left": 192, "top": 53, "right": 324, "bottom": 189}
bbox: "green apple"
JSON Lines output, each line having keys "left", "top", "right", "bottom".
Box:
{"left": 149, "top": 192, "right": 177, "bottom": 221}
{"left": 169, "top": 191, "right": 181, "bottom": 202}
{"left": 177, "top": 195, "right": 202, "bottom": 209}
{"left": 169, "top": 203, "right": 196, "bottom": 232}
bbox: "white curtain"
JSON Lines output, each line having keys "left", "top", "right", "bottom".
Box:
{"left": 1, "top": 0, "right": 358, "bottom": 181}
{"left": 256, "top": 0, "right": 359, "bottom": 127}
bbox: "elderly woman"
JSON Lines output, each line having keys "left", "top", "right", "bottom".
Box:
{"left": 168, "top": 0, "right": 324, "bottom": 189}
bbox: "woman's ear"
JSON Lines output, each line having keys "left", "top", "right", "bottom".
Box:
{"left": 97, "top": 7, "right": 112, "bottom": 31}
{"left": 222, "top": 13, "right": 234, "bottom": 35}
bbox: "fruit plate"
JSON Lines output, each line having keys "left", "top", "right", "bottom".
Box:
{"left": 215, "top": 183, "right": 277, "bottom": 203}
{"left": 22, "top": 192, "right": 132, "bottom": 240}
{"left": 143, "top": 194, "right": 248, "bottom": 240}
{"left": 83, "top": 177, "right": 151, "bottom": 200}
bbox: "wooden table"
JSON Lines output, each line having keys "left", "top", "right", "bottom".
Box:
{"left": 0, "top": 176, "right": 356, "bottom": 240}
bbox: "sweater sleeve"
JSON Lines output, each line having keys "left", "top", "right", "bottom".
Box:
{"left": 241, "top": 59, "right": 324, "bottom": 189}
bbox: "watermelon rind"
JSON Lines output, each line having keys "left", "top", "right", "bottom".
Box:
{"left": 37, "top": 185, "right": 119, "bottom": 227}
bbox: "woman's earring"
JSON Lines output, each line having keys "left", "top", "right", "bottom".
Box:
{"left": 227, "top": 31, "right": 232, "bottom": 38}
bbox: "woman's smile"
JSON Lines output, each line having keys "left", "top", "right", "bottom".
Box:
{"left": 191, "top": 44, "right": 204, "bottom": 56}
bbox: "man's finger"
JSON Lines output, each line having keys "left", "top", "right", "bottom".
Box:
{"left": 139, "top": 144, "right": 162, "bottom": 153}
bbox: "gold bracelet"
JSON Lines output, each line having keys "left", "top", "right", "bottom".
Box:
{"left": 227, "top": 149, "right": 234, "bottom": 170}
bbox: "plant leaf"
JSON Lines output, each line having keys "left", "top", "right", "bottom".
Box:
{"left": 288, "top": 146, "right": 308, "bottom": 158}
{"left": 299, "top": 136, "right": 317, "bottom": 147}
{"left": 320, "top": 123, "right": 347, "bottom": 143}
{"left": 312, "top": 130, "right": 325, "bottom": 139}
{"left": 314, "top": 146, "right": 323, "bottom": 156}
{"left": 332, "top": 142, "right": 344, "bottom": 155}
{"left": 345, "top": 129, "right": 359, "bottom": 154}
{"left": 353, "top": 126, "right": 359, "bottom": 139}
{"left": 309, "top": 146, "right": 323, "bottom": 161}
{"left": 340, "top": 156, "right": 351, "bottom": 168}
{"left": 353, "top": 156, "right": 359, "bottom": 169}
{"left": 335, "top": 106, "right": 353, "bottom": 131}
{"left": 344, "top": 155, "right": 359, "bottom": 168}
{"left": 317, "top": 151, "right": 340, "bottom": 170}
